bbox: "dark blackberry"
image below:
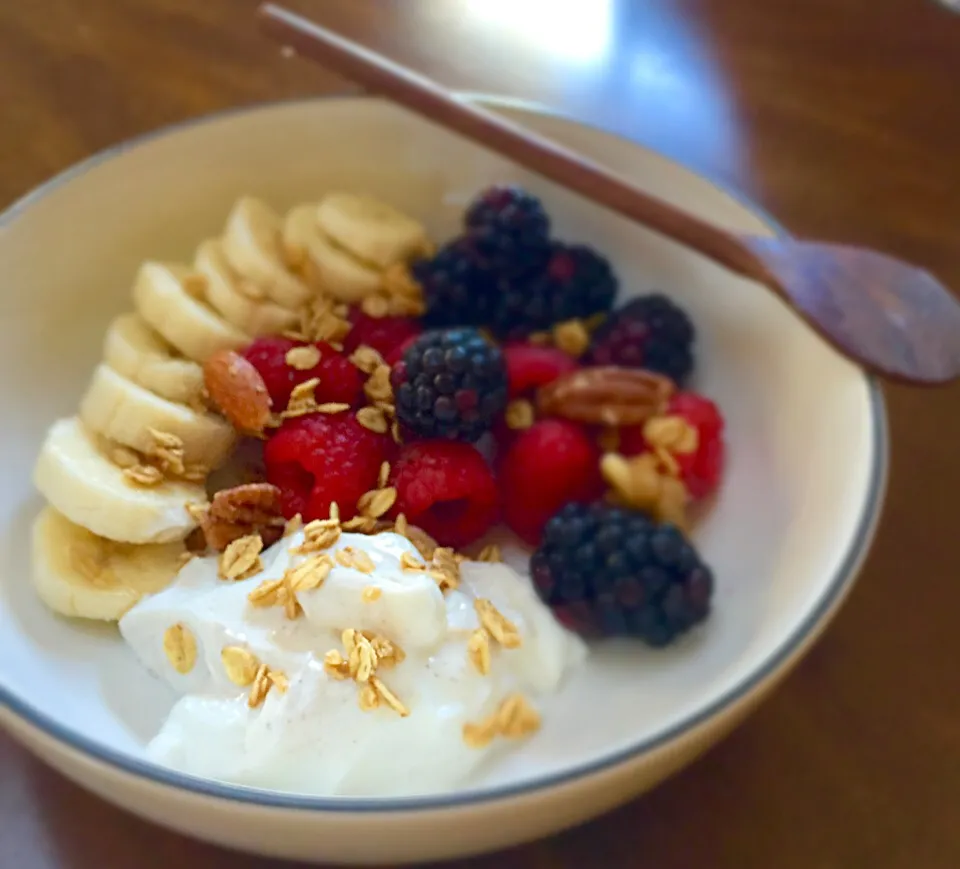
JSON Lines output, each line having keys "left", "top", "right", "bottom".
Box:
{"left": 542, "top": 243, "right": 618, "bottom": 323}
{"left": 413, "top": 238, "right": 498, "bottom": 330}
{"left": 530, "top": 502, "right": 713, "bottom": 647}
{"left": 485, "top": 243, "right": 618, "bottom": 341}
{"left": 391, "top": 328, "right": 509, "bottom": 442}
{"left": 486, "top": 271, "right": 557, "bottom": 340}
{"left": 585, "top": 294, "right": 695, "bottom": 385}
{"left": 464, "top": 185, "right": 551, "bottom": 274}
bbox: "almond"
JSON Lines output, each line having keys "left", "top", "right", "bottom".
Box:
{"left": 203, "top": 350, "right": 272, "bottom": 434}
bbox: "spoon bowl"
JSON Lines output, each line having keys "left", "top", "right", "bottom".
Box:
{"left": 741, "top": 237, "right": 960, "bottom": 384}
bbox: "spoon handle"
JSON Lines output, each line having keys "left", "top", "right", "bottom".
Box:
{"left": 258, "top": 4, "right": 769, "bottom": 281}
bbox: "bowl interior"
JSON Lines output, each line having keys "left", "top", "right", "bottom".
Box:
{"left": 0, "top": 97, "right": 880, "bottom": 801}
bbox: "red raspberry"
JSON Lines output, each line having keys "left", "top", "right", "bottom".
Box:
{"left": 499, "top": 419, "right": 604, "bottom": 546}
{"left": 343, "top": 312, "right": 422, "bottom": 364}
{"left": 243, "top": 337, "right": 364, "bottom": 410}
{"left": 619, "top": 391, "right": 725, "bottom": 500}
{"left": 264, "top": 413, "right": 393, "bottom": 521}
{"left": 386, "top": 333, "right": 421, "bottom": 366}
{"left": 494, "top": 344, "right": 580, "bottom": 452}
{"left": 390, "top": 441, "right": 498, "bottom": 548}
{"left": 503, "top": 343, "right": 579, "bottom": 399}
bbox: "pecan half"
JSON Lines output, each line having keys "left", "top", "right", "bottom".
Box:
{"left": 198, "top": 483, "right": 285, "bottom": 551}
{"left": 536, "top": 366, "right": 675, "bottom": 426}
{"left": 203, "top": 350, "right": 272, "bottom": 434}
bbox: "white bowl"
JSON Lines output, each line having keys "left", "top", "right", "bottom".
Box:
{"left": 0, "top": 96, "right": 885, "bottom": 864}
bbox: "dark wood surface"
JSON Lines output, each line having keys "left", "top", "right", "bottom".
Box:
{"left": 1, "top": 1, "right": 958, "bottom": 866}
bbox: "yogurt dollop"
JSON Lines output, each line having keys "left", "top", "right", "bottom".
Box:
{"left": 119, "top": 529, "right": 586, "bottom": 796}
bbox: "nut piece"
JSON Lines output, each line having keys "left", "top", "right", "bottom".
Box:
{"left": 203, "top": 350, "right": 272, "bottom": 434}
{"left": 163, "top": 623, "right": 197, "bottom": 674}
{"left": 198, "top": 483, "right": 285, "bottom": 552}
{"left": 537, "top": 366, "right": 675, "bottom": 427}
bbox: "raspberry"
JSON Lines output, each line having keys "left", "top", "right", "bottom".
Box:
{"left": 242, "top": 337, "right": 364, "bottom": 410}
{"left": 619, "top": 391, "right": 725, "bottom": 500}
{"left": 343, "top": 311, "right": 422, "bottom": 363}
{"left": 389, "top": 441, "right": 498, "bottom": 548}
{"left": 503, "top": 343, "right": 579, "bottom": 399}
{"left": 585, "top": 294, "right": 695, "bottom": 385}
{"left": 499, "top": 419, "right": 604, "bottom": 546}
{"left": 263, "top": 413, "right": 393, "bottom": 521}
{"left": 531, "top": 502, "right": 714, "bottom": 646}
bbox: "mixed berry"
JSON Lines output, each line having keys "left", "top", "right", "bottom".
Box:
{"left": 210, "top": 186, "right": 727, "bottom": 649}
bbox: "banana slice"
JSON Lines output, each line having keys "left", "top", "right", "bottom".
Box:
{"left": 79, "top": 365, "right": 236, "bottom": 469}
{"left": 133, "top": 261, "right": 249, "bottom": 363}
{"left": 316, "top": 192, "right": 429, "bottom": 269}
{"left": 283, "top": 204, "right": 382, "bottom": 304}
{"left": 103, "top": 313, "right": 205, "bottom": 406}
{"left": 32, "top": 505, "right": 186, "bottom": 621}
{"left": 195, "top": 239, "right": 299, "bottom": 337}
{"left": 33, "top": 417, "right": 205, "bottom": 544}
{"left": 222, "top": 197, "right": 312, "bottom": 308}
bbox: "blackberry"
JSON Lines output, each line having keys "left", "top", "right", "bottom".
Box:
{"left": 585, "top": 294, "right": 695, "bottom": 385}
{"left": 392, "top": 328, "right": 509, "bottom": 442}
{"left": 413, "top": 238, "right": 498, "bottom": 330}
{"left": 485, "top": 243, "right": 618, "bottom": 341}
{"left": 542, "top": 243, "right": 618, "bottom": 323}
{"left": 530, "top": 502, "right": 713, "bottom": 647}
{"left": 464, "top": 185, "right": 551, "bottom": 274}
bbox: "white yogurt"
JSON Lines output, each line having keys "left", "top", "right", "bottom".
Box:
{"left": 120, "top": 530, "right": 586, "bottom": 796}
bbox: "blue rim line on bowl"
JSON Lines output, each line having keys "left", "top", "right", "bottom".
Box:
{"left": 0, "top": 95, "right": 889, "bottom": 813}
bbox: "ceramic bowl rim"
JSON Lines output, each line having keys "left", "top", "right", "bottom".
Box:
{"left": 0, "top": 94, "right": 889, "bottom": 814}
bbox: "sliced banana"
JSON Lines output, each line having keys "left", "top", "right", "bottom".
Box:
{"left": 283, "top": 204, "right": 382, "bottom": 303}
{"left": 32, "top": 505, "right": 186, "bottom": 621}
{"left": 316, "top": 192, "right": 428, "bottom": 269}
{"left": 222, "top": 196, "right": 312, "bottom": 308}
{"left": 103, "top": 313, "right": 205, "bottom": 406}
{"left": 194, "top": 239, "right": 299, "bottom": 337}
{"left": 79, "top": 365, "right": 236, "bottom": 469}
{"left": 133, "top": 261, "right": 249, "bottom": 363}
{"left": 33, "top": 417, "right": 205, "bottom": 544}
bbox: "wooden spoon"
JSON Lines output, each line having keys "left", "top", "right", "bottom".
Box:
{"left": 258, "top": 3, "right": 960, "bottom": 386}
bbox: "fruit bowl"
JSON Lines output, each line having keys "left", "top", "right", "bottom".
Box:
{"left": 0, "top": 96, "right": 886, "bottom": 864}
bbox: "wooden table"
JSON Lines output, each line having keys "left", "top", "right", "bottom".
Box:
{"left": 2, "top": 1, "right": 958, "bottom": 866}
